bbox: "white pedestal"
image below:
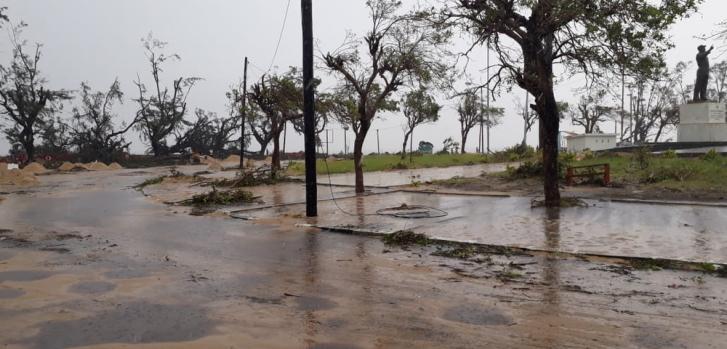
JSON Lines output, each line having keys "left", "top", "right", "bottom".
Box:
{"left": 678, "top": 102, "right": 727, "bottom": 142}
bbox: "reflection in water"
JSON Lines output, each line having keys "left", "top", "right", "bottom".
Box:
{"left": 303, "top": 230, "right": 321, "bottom": 346}
{"left": 272, "top": 187, "right": 284, "bottom": 206}
{"left": 542, "top": 207, "right": 561, "bottom": 349}
{"left": 356, "top": 196, "right": 365, "bottom": 226}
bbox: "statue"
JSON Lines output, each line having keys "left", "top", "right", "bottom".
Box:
{"left": 693, "top": 44, "right": 714, "bottom": 102}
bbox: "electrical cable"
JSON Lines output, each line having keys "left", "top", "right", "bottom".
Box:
{"left": 321, "top": 154, "right": 448, "bottom": 219}
{"left": 267, "top": 0, "right": 292, "bottom": 73}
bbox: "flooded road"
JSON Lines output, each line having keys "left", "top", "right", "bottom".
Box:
{"left": 1, "top": 166, "right": 727, "bottom": 348}
{"left": 250, "top": 191, "right": 727, "bottom": 264}
{"left": 317, "top": 162, "right": 512, "bottom": 187}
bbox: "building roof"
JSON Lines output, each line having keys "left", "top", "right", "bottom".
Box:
{"left": 565, "top": 133, "right": 617, "bottom": 140}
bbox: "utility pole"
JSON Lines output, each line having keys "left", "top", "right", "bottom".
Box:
{"left": 486, "top": 39, "right": 491, "bottom": 154}
{"left": 479, "top": 84, "right": 484, "bottom": 154}
{"left": 343, "top": 127, "right": 348, "bottom": 155}
{"left": 282, "top": 122, "right": 287, "bottom": 161}
{"left": 239, "top": 57, "right": 248, "bottom": 170}
{"left": 620, "top": 67, "right": 625, "bottom": 140}
{"left": 301, "top": 0, "right": 316, "bottom": 217}
{"left": 376, "top": 129, "right": 381, "bottom": 155}
{"left": 325, "top": 129, "right": 330, "bottom": 156}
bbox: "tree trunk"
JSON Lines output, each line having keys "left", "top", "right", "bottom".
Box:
{"left": 401, "top": 130, "right": 411, "bottom": 159}
{"left": 460, "top": 130, "right": 468, "bottom": 154}
{"left": 151, "top": 138, "right": 163, "bottom": 157}
{"left": 534, "top": 85, "right": 561, "bottom": 207}
{"left": 271, "top": 134, "right": 281, "bottom": 177}
{"left": 21, "top": 130, "right": 35, "bottom": 165}
{"left": 522, "top": 36, "right": 561, "bottom": 207}
{"left": 353, "top": 132, "right": 367, "bottom": 193}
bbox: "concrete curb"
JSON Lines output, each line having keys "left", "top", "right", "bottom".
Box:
{"left": 315, "top": 224, "right": 727, "bottom": 271}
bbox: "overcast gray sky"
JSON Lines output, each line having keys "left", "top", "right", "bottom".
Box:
{"left": 1, "top": 0, "right": 726, "bottom": 156}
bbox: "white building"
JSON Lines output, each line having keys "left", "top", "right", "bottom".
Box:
{"left": 566, "top": 133, "right": 617, "bottom": 153}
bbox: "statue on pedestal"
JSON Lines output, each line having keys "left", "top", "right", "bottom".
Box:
{"left": 693, "top": 45, "right": 714, "bottom": 102}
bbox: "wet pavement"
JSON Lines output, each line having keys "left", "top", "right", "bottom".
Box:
{"left": 247, "top": 191, "right": 727, "bottom": 264}
{"left": 1, "top": 166, "right": 727, "bottom": 348}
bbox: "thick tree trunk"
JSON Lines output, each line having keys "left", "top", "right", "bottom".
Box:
{"left": 353, "top": 132, "right": 367, "bottom": 193}
{"left": 523, "top": 36, "right": 561, "bottom": 207}
{"left": 151, "top": 139, "right": 163, "bottom": 157}
{"left": 533, "top": 82, "right": 561, "bottom": 207}
{"left": 21, "top": 131, "right": 35, "bottom": 165}
{"left": 271, "top": 134, "right": 281, "bottom": 177}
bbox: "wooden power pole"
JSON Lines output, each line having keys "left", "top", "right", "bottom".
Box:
{"left": 239, "top": 57, "right": 248, "bottom": 170}
{"left": 302, "top": 0, "right": 317, "bottom": 217}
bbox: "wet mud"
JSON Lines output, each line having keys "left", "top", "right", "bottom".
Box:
{"left": 0, "top": 270, "right": 53, "bottom": 282}
{"left": 0, "top": 248, "right": 14, "bottom": 261}
{"left": 442, "top": 305, "right": 513, "bottom": 326}
{"left": 0, "top": 287, "right": 25, "bottom": 299}
{"left": 295, "top": 295, "right": 338, "bottom": 312}
{"left": 68, "top": 281, "right": 117, "bottom": 294}
{"left": 26, "top": 302, "right": 215, "bottom": 349}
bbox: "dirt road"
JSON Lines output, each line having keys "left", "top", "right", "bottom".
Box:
{"left": 1, "top": 166, "right": 726, "bottom": 348}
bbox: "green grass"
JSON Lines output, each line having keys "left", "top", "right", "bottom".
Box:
{"left": 285, "top": 153, "right": 495, "bottom": 176}
{"left": 572, "top": 152, "right": 727, "bottom": 191}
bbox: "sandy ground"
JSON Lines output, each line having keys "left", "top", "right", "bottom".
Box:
{"left": 1, "top": 165, "right": 727, "bottom": 348}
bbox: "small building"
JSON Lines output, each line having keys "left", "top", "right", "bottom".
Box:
{"left": 418, "top": 141, "right": 434, "bottom": 154}
{"left": 566, "top": 133, "right": 617, "bottom": 153}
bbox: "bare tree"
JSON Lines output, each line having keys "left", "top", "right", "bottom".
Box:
{"left": 628, "top": 74, "right": 681, "bottom": 144}
{"left": 401, "top": 88, "right": 440, "bottom": 158}
{"left": 70, "top": 79, "right": 138, "bottom": 162}
{"left": 568, "top": 90, "right": 614, "bottom": 134}
{"left": 0, "top": 26, "right": 70, "bottom": 164}
{"left": 172, "top": 109, "right": 240, "bottom": 158}
{"left": 457, "top": 91, "right": 503, "bottom": 153}
{"left": 133, "top": 34, "right": 200, "bottom": 156}
{"left": 436, "top": 0, "right": 699, "bottom": 206}
{"left": 324, "top": 0, "right": 449, "bottom": 193}
{"left": 710, "top": 61, "right": 727, "bottom": 102}
{"left": 39, "top": 116, "right": 73, "bottom": 155}
{"left": 516, "top": 93, "right": 537, "bottom": 147}
{"left": 457, "top": 92, "right": 479, "bottom": 154}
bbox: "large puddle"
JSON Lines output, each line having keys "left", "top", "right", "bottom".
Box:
{"left": 255, "top": 192, "right": 727, "bottom": 264}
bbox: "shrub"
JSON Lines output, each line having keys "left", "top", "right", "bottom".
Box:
{"left": 702, "top": 149, "right": 721, "bottom": 161}
{"left": 662, "top": 149, "right": 678, "bottom": 159}
{"left": 641, "top": 162, "right": 702, "bottom": 183}
{"left": 632, "top": 147, "right": 652, "bottom": 170}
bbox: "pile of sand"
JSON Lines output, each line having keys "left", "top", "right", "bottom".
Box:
{"left": 59, "top": 162, "right": 80, "bottom": 171}
{"left": 0, "top": 162, "right": 7, "bottom": 171}
{"left": 22, "top": 162, "right": 47, "bottom": 175}
{"left": 207, "top": 160, "right": 223, "bottom": 171}
{"left": 223, "top": 155, "right": 241, "bottom": 164}
{"left": 83, "top": 162, "right": 110, "bottom": 171}
{"left": 108, "top": 162, "right": 124, "bottom": 170}
{"left": 0, "top": 168, "right": 39, "bottom": 186}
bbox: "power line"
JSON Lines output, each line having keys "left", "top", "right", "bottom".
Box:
{"left": 267, "top": 0, "right": 292, "bottom": 73}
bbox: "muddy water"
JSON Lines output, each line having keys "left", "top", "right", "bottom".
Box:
{"left": 258, "top": 191, "right": 727, "bottom": 264}
{"left": 319, "top": 163, "right": 512, "bottom": 187}
{"left": 1, "top": 167, "right": 727, "bottom": 348}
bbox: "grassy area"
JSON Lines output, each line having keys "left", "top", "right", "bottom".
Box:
{"left": 571, "top": 150, "right": 727, "bottom": 192}
{"left": 285, "top": 153, "right": 503, "bottom": 176}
